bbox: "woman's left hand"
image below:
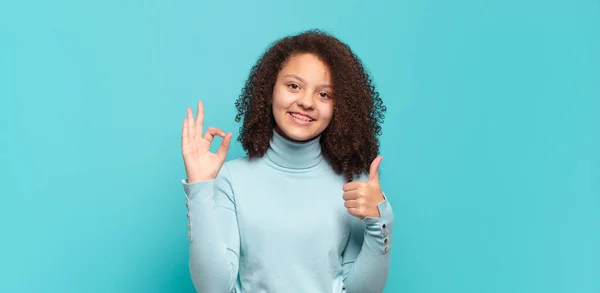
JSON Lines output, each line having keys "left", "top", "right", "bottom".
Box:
{"left": 342, "top": 156, "right": 385, "bottom": 219}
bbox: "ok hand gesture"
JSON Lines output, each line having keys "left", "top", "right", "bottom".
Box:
{"left": 181, "top": 100, "right": 232, "bottom": 183}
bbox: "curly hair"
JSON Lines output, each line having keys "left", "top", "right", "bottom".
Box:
{"left": 234, "top": 29, "right": 386, "bottom": 182}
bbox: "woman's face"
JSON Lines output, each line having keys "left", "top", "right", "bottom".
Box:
{"left": 272, "top": 53, "right": 334, "bottom": 142}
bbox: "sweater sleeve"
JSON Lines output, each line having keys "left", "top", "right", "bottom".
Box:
{"left": 181, "top": 164, "right": 239, "bottom": 293}
{"left": 341, "top": 193, "right": 394, "bottom": 293}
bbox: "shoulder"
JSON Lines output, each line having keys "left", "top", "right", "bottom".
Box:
{"left": 223, "top": 155, "right": 261, "bottom": 169}
{"left": 221, "top": 155, "right": 266, "bottom": 178}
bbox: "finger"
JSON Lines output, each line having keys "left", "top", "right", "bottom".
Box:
{"left": 344, "top": 199, "right": 358, "bottom": 208}
{"left": 195, "top": 100, "right": 204, "bottom": 144}
{"left": 342, "top": 190, "right": 358, "bottom": 201}
{"left": 346, "top": 207, "right": 363, "bottom": 219}
{"left": 342, "top": 182, "right": 362, "bottom": 192}
{"left": 369, "top": 155, "right": 383, "bottom": 181}
{"left": 182, "top": 118, "right": 189, "bottom": 145}
{"left": 203, "top": 127, "right": 226, "bottom": 143}
{"left": 217, "top": 132, "right": 232, "bottom": 159}
{"left": 187, "top": 108, "right": 195, "bottom": 142}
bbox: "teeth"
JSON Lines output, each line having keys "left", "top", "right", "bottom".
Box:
{"left": 290, "top": 113, "right": 313, "bottom": 122}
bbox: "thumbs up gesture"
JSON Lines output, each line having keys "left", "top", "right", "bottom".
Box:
{"left": 342, "top": 156, "right": 385, "bottom": 219}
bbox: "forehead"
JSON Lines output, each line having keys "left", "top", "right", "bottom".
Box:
{"left": 279, "top": 53, "right": 331, "bottom": 81}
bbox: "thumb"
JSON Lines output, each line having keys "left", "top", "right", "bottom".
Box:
{"left": 217, "top": 132, "right": 232, "bottom": 159}
{"left": 369, "top": 156, "right": 383, "bottom": 181}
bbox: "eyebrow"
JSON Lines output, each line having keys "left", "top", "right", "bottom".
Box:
{"left": 284, "top": 74, "right": 332, "bottom": 89}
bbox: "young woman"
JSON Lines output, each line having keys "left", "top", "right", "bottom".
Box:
{"left": 180, "top": 29, "right": 393, "bottom": 293}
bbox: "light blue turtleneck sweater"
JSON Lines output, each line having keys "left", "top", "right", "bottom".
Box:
{"left": 181, "top": 130, "right": 394, "bottom": 293}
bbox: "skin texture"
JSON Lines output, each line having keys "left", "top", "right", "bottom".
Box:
{"left": 272, "top": 53, "right": 334, "bottom": 142}
{"left": 181, "top": 100, "right": 232, "bottom": 183}
{"left": 342, "top": 155, "right": 385, "bottom": 219}
{"left": 235, "top": 29, "right": 387, "bottom": 182}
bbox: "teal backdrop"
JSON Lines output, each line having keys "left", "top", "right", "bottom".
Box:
{"left": 1, "top": 0, "right": 598, "bottom": 292}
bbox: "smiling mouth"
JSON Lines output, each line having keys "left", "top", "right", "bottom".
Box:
{"left": 288, "top": 112, "right": 315, "bottom": 122}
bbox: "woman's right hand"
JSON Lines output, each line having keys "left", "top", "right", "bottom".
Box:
{"left": 181, "top": 100, "right": 233, "bottom": 183}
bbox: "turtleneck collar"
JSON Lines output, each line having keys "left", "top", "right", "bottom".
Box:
{"left": 264, "top": 129, "right": 323, "bottom": 171}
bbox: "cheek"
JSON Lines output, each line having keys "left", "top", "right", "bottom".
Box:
{"left": 272, "top": 88, "right": 294, "bottom": 110}
{"left": 319, "top": 103, "right": 334, "bottom": 123}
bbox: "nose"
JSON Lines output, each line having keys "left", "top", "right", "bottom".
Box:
{"left": 297, "top": 92, "right": 315, "bottom": 109}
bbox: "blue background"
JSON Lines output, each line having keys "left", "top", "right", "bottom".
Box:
{"left": 1, "top": 0, "right": 598, "bottom": 292}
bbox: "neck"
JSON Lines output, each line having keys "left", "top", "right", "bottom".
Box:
{"left": 264, "top": 129, "right": 323, "bottom": 170}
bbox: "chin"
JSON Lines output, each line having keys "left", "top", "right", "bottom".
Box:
{"left": 274, "top": 112, "right": 328, "bottom": 142}
{"left": 278, "top": 126, "right": 320, "bottom": 142}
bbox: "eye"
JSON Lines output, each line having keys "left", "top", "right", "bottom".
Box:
{"left": 288, "top": 83, "right": 300, "bottom": 90}
{"left": 318, "top": 92, "right": 330, "bottom": 99}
